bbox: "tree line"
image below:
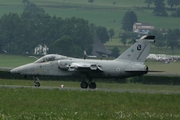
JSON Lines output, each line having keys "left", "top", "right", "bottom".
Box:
{"left": 145, "top": 0, "right": 180, "bottom": 17}
{"left": 0, "top": 2, "right": 112, "bottom": 57}
{"left": 150, "top": 28, "right": 180, "bottom": 53}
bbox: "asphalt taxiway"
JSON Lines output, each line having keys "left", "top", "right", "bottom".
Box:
{"left": 0, "top": 85, "right": 180, "bottom": 94}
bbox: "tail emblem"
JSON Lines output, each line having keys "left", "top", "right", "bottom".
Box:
{"left": 114, "top": 35, "right": 155, "bottom": 63}
{"left": 137, "top": 45, "right": 141, "bottom": 51}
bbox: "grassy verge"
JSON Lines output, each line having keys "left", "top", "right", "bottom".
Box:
{"left": 0, "top": 86, "right": 180, "bottom": 120}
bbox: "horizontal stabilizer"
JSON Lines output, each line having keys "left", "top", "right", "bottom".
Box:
{"left": 148, "top": 70, "right": 164, "bottom": 72}
{"left": 125, "top": 70, "right": 164, "bottom": 74}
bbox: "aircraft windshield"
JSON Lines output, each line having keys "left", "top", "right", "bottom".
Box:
{"left": 35, "top": 56, "right": 55, "bottom": 63}
{"left": 34, "top": 54, "right": 68, "bottom": 63}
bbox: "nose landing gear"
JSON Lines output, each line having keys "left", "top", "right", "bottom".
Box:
{"left": 34, "top": 76, "right": 40, "bottom": 87}
{"left": 35, "top": 81, "right": 40, "bottom": 87}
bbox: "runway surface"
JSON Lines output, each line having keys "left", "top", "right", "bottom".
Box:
{"left": 1, "top": 85, "right": 180, "bottom": 94}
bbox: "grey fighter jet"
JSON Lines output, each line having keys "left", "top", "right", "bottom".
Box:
{"left": 10, "top": 35, "right": 155, "bottom": 89}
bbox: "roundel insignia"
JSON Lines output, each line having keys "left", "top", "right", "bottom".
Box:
{"left": 116, "top": 68, "right": 120, "bottom": 71}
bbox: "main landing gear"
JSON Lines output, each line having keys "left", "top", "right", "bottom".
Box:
{"left": 34, "top": 76, "right": 40, "bottom": 87}
{"left": 80, "top": 80, "right": 96, "bottom": 89}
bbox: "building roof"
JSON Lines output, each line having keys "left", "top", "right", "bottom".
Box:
{"left": 134, "top": 22, "right": 150, "bottom": 26}
{"left": 133, "top": 22, "right": 155, "bottom": 33}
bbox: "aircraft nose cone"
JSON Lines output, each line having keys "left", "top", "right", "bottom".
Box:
{"left": 10, "top": 68, "right": 20, "bottom": 74}
{"left": 10, "top": 63, "right": 33, "bottom": 75}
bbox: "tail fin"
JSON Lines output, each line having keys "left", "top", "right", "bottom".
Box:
{"left": 115, "top": 35, "right": 155, "bottom": 63}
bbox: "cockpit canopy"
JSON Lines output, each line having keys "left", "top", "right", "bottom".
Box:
{"left": 34, "top": 54, "right": 68, "bottom": 63}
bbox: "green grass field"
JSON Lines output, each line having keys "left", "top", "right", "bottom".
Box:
{"left": 0, "top": 54, "right": 35, "bottom": 68}
{"left": 1, "top": 86, "right": 180, "bottom": 120}
{"left": 0, "top": 0, "right": 145, "bottom": 7}
{"left": 146, "top": 61, "right": 180, "bottom": 75}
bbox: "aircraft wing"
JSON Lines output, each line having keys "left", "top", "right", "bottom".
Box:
{"left": 68, "top": 62, "right": 103, "bottom": 72}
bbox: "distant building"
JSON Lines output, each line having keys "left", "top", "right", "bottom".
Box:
{"left": 91, "top": 36, "right": 111, "bottom": 57}
{"left": 34, "top": 45, "right": 49, "bottom": 55}
{"left": 133, "top": 22, "right": 155, "bottom": 35}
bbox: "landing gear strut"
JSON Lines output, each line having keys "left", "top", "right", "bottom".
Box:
{"left": 34, "top": 76, "right": 40, "bottom": 87}
{"left": 80, "top": 79, "right": 96, "bottom": 89}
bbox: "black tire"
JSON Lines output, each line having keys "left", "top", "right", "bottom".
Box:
{"left": 80, "top": 82, "right": 88, "bottom": 89}
{"left": 35, "top": 82, "right": 40, "bottom": 87}
{"left": 89, "top": 82, "right": 96, "bottom": 89}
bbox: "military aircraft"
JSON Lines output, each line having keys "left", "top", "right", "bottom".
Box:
{"left": 10, "top": 35, "right": 155, "bottom": 89}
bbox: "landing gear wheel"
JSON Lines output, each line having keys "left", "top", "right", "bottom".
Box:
{"left": 89, "top": 82, "right": 96, "bottom": 89}
{"left": 33, "top": 76, "right": 40, "bottom": 87}
{"left": 81, "top": 82, "right": 88, "bottom": 89}
{"left": 35, "top": 82, "right": 40, "bottom": 87}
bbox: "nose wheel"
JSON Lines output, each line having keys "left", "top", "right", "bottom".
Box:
{"left": 34, "top": 76, "right": 40, "bottom": 87}
{"left": 35, "top": 82, "right": 40, "bottom": 87}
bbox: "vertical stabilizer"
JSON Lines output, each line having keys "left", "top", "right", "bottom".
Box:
{"left": 115, "top": 35, "right": 155, "bottom": 63}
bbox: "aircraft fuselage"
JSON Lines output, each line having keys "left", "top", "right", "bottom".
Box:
{"left": 11, "top": 58, "right": 146, "bottom": 79}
